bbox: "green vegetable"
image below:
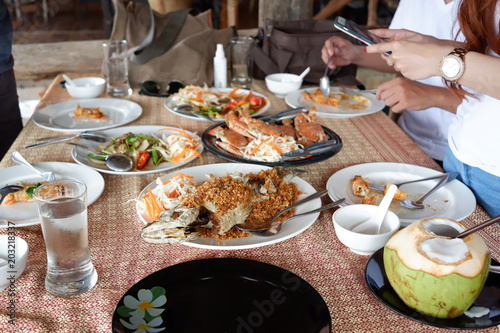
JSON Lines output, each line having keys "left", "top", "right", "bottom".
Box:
{"left": 88, "top": 153, "right": 107, "bottom": 161}
{"left": 26, "top": 183, "right": 42, "bottom": 198}
{"left": 152, "top": 148, "right": 158, "bottom": 165}
{"left": 136, "top": 134, "right": 155, "bottom": 141}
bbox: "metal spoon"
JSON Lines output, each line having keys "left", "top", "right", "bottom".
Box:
{"left": 319, "top": 55, "right": 332, "bottom": 97}
{"left": 351, "top": 184, "right": 397, "bottom": 234}
{"left": 400, "top": 172, "right": 459, "bottom": 210}
{"left": 67, "top": 143, "right": 134, "bottom": 172}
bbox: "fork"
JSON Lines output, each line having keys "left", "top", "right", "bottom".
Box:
{"left": 12, "top": 151, "right": 56, "bottom": 181}
{"left": 368, "top": 174, "right": 448, "bottom": 192}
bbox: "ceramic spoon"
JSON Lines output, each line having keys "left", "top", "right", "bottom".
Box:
{"left": 351, "top": 184, "right": 398, "bottom": 235}
{"left": 282, "top": 67, "right": 310, "bottom": 83}
{"left": 62, "top": 74, "right": 77, "bottom": 86}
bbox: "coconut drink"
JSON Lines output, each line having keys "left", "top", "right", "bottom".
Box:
{"left": 383, "top": 217, "right": 490, "bottom": 319}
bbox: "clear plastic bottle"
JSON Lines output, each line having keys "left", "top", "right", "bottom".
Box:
{"left": 213, "top": 44, "right": 227, "bottom": 88}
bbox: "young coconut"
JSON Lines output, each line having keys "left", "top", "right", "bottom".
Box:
{"left": 384, "top": 217, "right": 490, "bottom": 319}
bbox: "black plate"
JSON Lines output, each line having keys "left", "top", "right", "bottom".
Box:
{"left": 202, "top": 122, "right": 342, "bottom": 167}
{"left": 112, "top": 258, "right": 331, "bottom": 333}
{"left": 365, "top": 248, "right": 500, "bottom": 329}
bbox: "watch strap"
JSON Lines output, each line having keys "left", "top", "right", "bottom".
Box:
{"left": 440, "top": 47, "right": 468, "bottom": 83}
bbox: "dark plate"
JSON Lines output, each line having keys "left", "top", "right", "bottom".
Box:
{"left": 365, "top": 248, "right": 500, "bottom": 329}
{"left": 112, "top": 258, "right": 331, "bottom": 333}
{"left": 202, "top": 122, "right": 342, "bottom": 167}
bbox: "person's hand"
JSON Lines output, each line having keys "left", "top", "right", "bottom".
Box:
{"left": 321, "top": 36, "right": 363, "bottom": 69}
{"left": 376, "top": 77, "right": 462, "bottom": 113}
{"left": 366, "top": 41, "right": 453, "bottom": 80}
{"left": 369, "top": 28, "right": 438, "bottom": 44}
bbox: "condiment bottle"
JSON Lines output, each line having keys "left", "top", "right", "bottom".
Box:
{"left": 213, "top": 44, "right": 227, "bottom": 88}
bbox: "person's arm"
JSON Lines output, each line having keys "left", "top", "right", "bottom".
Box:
{"left": 367, "top": 40, "right": 500, "bottom": 99}
{"left": 321, "top": 35, "right": 397, "bottom": 73}
{"left": 376, "top": 77, "right": 461, "bottom": 113}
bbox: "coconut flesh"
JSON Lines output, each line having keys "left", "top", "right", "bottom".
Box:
{"left": 384, "top": 217, "right": 490, "bottom": 319}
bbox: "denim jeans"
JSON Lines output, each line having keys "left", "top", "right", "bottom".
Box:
{"left": 443, "top": 147, "right": 500, "bottom": 217}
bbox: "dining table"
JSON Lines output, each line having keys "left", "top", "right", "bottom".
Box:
{"left": 0, "top": 73, "right": 498, "bottom": 332}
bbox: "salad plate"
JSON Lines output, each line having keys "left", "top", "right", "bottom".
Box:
{"left": 0, "top": 162, "right": 104, "bottom": 227}
{"left": 366, "top": 248, "right": 500, "bottom": 329}
{"left": 201, "top": 122, "right": 342, "bottom": 167}
{"left": 136, "top": 163, "right": 321, "bottom": 250}
{"left": 71, "top": 125, "right": 203, "bottom": 175}
{"left": 112, "top": 258, "right": 331, "bottom": 333}
{"left": 326, "top": 162, "right": 476, "bottom": 226}
{"left": 285, "top": 87, "right": 385, "bottom": 118}
{"left": 33, "top": 98, "right": 142, "bottom": 132}
{"left": 164, "top": 87, "right": 271, "bottom": 122}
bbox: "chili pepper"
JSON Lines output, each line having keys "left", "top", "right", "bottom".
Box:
{"left": 137, "top": 151, "right": 150, "bottom": 170}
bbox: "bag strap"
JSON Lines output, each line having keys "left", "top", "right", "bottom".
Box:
{"left": 127, "top": 0, "right": 190, "bottom": 65}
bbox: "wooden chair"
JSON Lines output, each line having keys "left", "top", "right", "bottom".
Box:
{"left": 7, "top": 0, "right": 50, "bottom": 24}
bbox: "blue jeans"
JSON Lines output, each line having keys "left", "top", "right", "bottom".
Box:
{"left": 444, "top": 147, "right": 500, "bottom": 217}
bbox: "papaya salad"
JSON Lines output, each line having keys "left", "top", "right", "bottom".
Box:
{"left": 88, "top": 128, "right": 202, "bottom": 171}
{"left": 169, "top": 85, "right": 268, "bottom": 119}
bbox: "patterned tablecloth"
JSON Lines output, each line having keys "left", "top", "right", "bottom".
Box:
{"left": 0, "top": 75, "right": 497, "bottom": 332}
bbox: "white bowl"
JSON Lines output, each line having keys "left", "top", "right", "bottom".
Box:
{"left": 265, "top": 73, "right": 302, "bottom": 98}
{"left": 0, "top": 235, "right": 29, "bottom": 290}
{"left": 65, "top": 77, "right": 106, "bottom": 99}
{"left": 333, "top": 204, "right": 400, "bottom": 255}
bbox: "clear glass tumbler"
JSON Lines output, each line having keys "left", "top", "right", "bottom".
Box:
{"left": 34, "top": 179, "right": 98, "bottom": 297}
{"left": 230, "top": 37, "right": 254, "bottom": 89}
{"left": 102, "top": 40, "right": 132, "bottom": 97}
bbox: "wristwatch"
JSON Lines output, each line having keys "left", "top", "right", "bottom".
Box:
{"left": 439, "top": 47, "right": 468, "bottom": 83}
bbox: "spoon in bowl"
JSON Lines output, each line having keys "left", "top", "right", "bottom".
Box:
{"left": 281, "top": 67, "right": 310, "bottom": 83}
{"left": 62, "top": 74, "right": 77, "bottom": 87}
{"left": 319, "top": 55, "right": 332, "bottom": 97}
{"left": 352, "top": 184, "right": 398, "bottom": 235}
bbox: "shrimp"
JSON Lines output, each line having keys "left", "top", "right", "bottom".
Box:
{"left": 3, "top": 182, "right": 69, "bottom": 205}
{"left": 351, "top": 175, "right": 370, "bottom": 197}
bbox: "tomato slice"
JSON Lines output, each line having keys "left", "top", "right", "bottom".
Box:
{"left": 137, "top": 151, "right": 150, "bottom": 170}
{"left": 249, "top": 95, "right": 261, "bottom": 107}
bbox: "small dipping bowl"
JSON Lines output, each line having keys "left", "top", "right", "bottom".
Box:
{"left": 265, "top": 73, "right": 303, "bottom": 98}
{"left": 333, "top": 204, "right": 400, "bottom": 255}
{"left": 65, "top": 77, "right": 106, "bottom": 99}
{"left": 0, "top": 235, "right": 29, "bottom": 290}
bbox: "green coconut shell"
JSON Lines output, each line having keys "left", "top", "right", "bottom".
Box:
{"left": 384, "top": 247, "right": 490, "bottom": 319}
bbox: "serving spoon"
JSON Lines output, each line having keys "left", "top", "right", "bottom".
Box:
{"left": 172, "top": 104, "right": 216, "bottom": 123}
{"left": 67, "top": 143, "right": 134, "bottom": 172}
{"left": 351, "top": 184, "right": 397, "bottom": 234}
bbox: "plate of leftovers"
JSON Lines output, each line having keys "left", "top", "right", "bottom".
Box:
{"left": 366, "top": 248, "right": 500, "bottom": 329}
{"left": 33, "top": 99, "right": 142, "bottom": 132}
{"left": 112, "top": 258, "right": 331, "bottom": 333}
{"left": 285, "top": 87, "right": 385, "bottom": 118}
{"left": 0, "top": 162, "right": 104, "bottom": 227}
{"left": 136, "top": 164, "right": 321, "bottom": 250}
{"left": 326, "top": 162, "right": 476, "bottom": 225}
{"left": 71, "top": 125, "right": 203, "bottom": 175}
{"left": 164, "top": 85, "right": 270, "bottom": 122}
{"left": 201, "top": 111, "right": 342, "bottom": 166}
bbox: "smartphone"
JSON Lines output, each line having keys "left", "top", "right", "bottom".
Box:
{"left": 334, "top": 16, "right": 391, "bottom": 55}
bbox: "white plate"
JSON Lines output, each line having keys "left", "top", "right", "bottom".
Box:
{"left": 285, "top": 87, "right": 385, "bottom": 118}
{"left": 164, "top": 88, "right": 271, "bottom": 122}
{"left": 326, "top": 162, "right": 476, "bottom": 226}
{"left": 33, "top": 98, "right": 142, "bottom": 132}
{"left": 0, "top": 162, "right": 105, "bottom": 227}
{"left": 71, "top": 125, "right": 203, "bottom": 175}
{"left": 136, "top": 163, "right": 321, "bottom": 250}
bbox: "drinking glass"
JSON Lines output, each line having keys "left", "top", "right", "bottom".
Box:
{"left": 34, "top": 179, "right": 98, "bottom": 297}
{"left": 102, "top": 40, "right": 132, "bottom": 97}
{"left": 230, "top": 37, "right": 254, "bottom": 89}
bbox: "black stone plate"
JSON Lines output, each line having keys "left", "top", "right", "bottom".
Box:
{"left": 112, "top": 258, "right": 331, "bottom": 333}
{"left": 202, "top": 121, "right": 342, "bottom": 167}
{"left": 365, "top": 248, "right": 500, "bottom": 329}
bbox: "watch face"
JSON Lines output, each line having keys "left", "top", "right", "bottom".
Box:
{"left": 442, "top": 56, "right": 461, "bottom": 78}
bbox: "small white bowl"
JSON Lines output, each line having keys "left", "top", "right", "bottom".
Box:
{"left": 333, "top": 204, "right": 400, "bottom": 255}
{"left": 65, "top": 77, "right": 106, "bottom": 99}
{"left": 0, "top": 235, "right": 29, "bottom": 290}
{"left": 265, "top": 73, "right": 302, "bottom": 98}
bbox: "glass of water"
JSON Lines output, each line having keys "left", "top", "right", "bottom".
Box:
{"left": 34, "top": 179, "right": 98, "bottom": 297}
{"left": 102, "top": 40, "right": 132, "bottom": 97}
{"left": 230, "top": 37, "right": 254, "bottom": 89}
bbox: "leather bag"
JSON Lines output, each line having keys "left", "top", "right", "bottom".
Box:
{"left": 252, "top": 18, "right": 363, "bottom": 87}
{"left": 109, "top": 0, "right": 235, "bottom": 86}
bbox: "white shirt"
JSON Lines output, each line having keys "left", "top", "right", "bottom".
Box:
{"left": 389, "top": 0, "right": 463, "bottom": 160}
